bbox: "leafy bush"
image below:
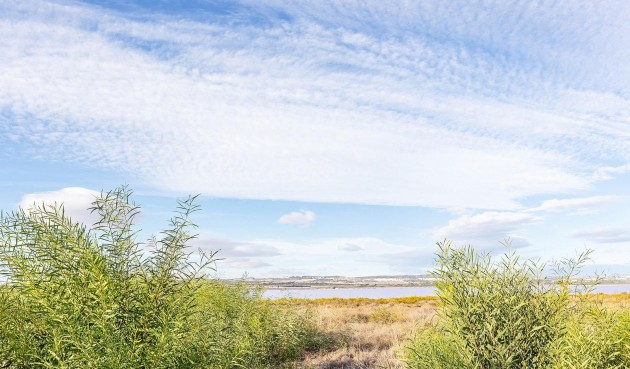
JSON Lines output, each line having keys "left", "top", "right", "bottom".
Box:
{"left": 552, "top": 304, "right": 629, "bottom": 369}
{"left": 0, "top": 186, "right": 316, "bottom": 369}
{"left": 405, "top": 240, "right": 630, "bottom": 369}
{"left": 192, "top": 282, "right": 319, "bottom": 367}
{"left": 405, "top": 327, "right": 469, "bottom": 369}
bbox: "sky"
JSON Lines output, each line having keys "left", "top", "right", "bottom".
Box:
{"left": 1, "top": 0, "right": 629, "bottom": 278}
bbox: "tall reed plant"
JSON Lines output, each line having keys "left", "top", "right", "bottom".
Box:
{"left": 405, "top": 240, "right": 629, "bottom": 369}
{"left": 0, "top": 186, "right": 317, "bottom": 369}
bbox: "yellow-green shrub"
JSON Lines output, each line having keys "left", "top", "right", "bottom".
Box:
{"left": 406, "top": 328, "right": 470, "bottom": 369}
{"left": 0, "top": 187, "right": 317, "bottom": 369}
{"left": 552, "top": 305, "right": 629, "bottom": 369}
{"left": 405, "top": 241, "right": 630, "bottom": 369}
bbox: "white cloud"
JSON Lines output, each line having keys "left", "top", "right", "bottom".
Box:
{"left": 277, "top": 210, "right": 316, "bottom": 226}
{"left": 203, "top": 236, "right": 422, "bottom": 277}
{"left": 184, "top": 235, "right": 282, "bottom": 274}
{"left": 434, "top": 211, "right": 541, "bottom": 246}
{"left": 445, "top": 207, "right": 470, "bottom": 216}
{"left": 571, "top": 227, "right": 630, "bottom": 244}
{"left": 206, "top": 232, "right": 629, "bottom": 277}
{"left": 191, "top": 236, "right": 282, "bottom": 258}
{"left": 19, "top": 187, "right": 100, "bottom": 225}
{"left": 526, "top": 195, "right": 623, "bottom": 214}
{"left": 432, "top": 193, "right": 628, "bottom": 258}
{"left": 338, "top": 243, "right": 362, "bottom": 252}
{"left": 0, "top": 1, "right": 628, "bottom": 209}
{"left": 219, "top": 258, "right": 271, "bottom": 270}
{"left": 593, "top": 164, "right": 630, "bottom": 181}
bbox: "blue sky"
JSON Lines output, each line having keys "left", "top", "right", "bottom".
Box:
{"left": 1, "top": 0, "right": 629, "bottom": 277}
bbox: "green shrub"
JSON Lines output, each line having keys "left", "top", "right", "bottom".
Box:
{"left": 552, "top": 304, "right": 629, "bottom": 369}
{"left": 405, "top": 240, "right": 630, "bottom": 369}
{"left": 192, "top": 282, "right": 319, "bottom": 367}
{"left": 0, "top": 186, "right": 316, "bottom": 369}
{"left": 405, "top": 328, "right": 470, "bottom": 369}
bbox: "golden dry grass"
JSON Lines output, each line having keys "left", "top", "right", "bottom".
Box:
{"left": 278, "top": 293, "right": 630, "bottom": 369}
{"left": 596, "top": 292, "right": 630, "bottom": 309}
{"left": 280, "top": 298, "right": 437, "bottom": 369}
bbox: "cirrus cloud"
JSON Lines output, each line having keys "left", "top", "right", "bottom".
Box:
{"left": 0, "top": 0, "right": 628, "bottom": 209}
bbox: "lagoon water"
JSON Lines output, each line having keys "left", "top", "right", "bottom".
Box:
{"left": 264, "top": 286, "right": 435, "bottom": 299}
{"left": 263, "top": 284, "right": 630, "bottom": 299}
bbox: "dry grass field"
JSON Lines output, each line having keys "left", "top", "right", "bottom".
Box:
{"left": 279, "top": 293, "right": 630, "bottom": 369}
{"left": 284, "top": 297, "right": 438, "bottom": 369}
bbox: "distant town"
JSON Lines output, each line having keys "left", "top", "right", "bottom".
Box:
{"left": 228, "top": 274, "right": 630, "bottom": 289}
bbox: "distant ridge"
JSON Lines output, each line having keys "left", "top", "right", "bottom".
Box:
{"left": 225, "top": 274, "right": 630, "bottom": 289}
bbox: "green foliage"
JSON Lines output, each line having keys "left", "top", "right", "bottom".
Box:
{"left": 433, "top": 241, "right": 575, "bottom": 368}
{"left": 192, "top": 282, "right": 319, "bottom": 368}
{"left": 0, "top": 186, "right": 316, "bottom": 369}
{"left": 405, "top": 240, "right": 630, "bottom": 369}
{"left": 552, "top": 304, "right": 629, "bottom": 369}
{"left": 406, "top": 328, "right": 470, "bottom": 369}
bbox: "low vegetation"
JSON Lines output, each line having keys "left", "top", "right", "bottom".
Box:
{"left": 285, "top": 298, "right": 437, "bottom": 368}
{"left": 272, "top": 293, "right": 629, "bottom": 368}
{"left": 405, "top": 241, "right": 630, "bottom": 369}
{"left": 0, "top": 187, "right": 318, "bottom": 369}
{"left": 0, "top": 186, "right": 628, "bottom": 369}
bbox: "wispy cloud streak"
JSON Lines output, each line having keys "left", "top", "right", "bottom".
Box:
{"left": 0, "top": 0, "right": 628, "bottom": 208}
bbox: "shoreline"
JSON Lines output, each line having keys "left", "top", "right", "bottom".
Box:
{"left": 261, "top": 283, "right": 630, "bottom": 290}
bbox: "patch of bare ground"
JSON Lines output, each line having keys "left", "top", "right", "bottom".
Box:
{"left": 284, "top": 298, "right": 438, "bottom": 369}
